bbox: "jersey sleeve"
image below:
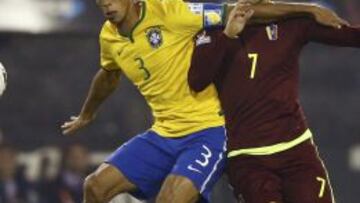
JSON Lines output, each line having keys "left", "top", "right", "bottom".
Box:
{"left": 188, "top": 30, "right": 234, "bottom": 92}
{"left": 99, "top": 23, "right": 119, "bottom": 71}
{"left": 159, "top": 0, "right": 226, "bottom": 34}
{"left": 302, "top": 18, "right": 360, "bottom": 47}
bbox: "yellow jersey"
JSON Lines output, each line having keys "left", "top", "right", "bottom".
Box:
{"left": 99, "top": 0, "right": 225, "bottom": 137}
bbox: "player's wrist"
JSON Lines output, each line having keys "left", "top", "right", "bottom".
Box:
{"left": 306, "top": 4, "right": 322, "bottom": 18}
{"left": 223, "top": 30, "right": 238, "bottom": 39}
{"left": 79, "top": 112, "right": 96, "bottom": 121}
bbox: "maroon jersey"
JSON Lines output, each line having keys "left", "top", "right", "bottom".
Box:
{"left": 189, "top": 17, "right": 360, "bottom": 151}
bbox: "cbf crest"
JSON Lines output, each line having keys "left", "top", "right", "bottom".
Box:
{"left": 146, "top": 26, "right": 163, "bottom": 49}
{"left": 266, "top": 24, "right": 279, "bottom": 41}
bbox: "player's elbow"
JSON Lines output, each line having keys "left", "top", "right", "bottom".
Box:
{"left": 190, "top": 82, "right": 206, "bottom": 93}
{"left": 188, "top": 74, "right": 207, "bottom": 93}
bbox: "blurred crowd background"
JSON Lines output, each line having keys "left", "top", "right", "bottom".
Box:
{"left": 0, "top": 0, "right": 359, "bottom": 202}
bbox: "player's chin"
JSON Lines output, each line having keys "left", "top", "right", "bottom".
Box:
{"left": 108, "top": 18, "right": 117, "bottom": 24}
{"left": 106, "top": 16, "right": 116, "bottom": 23}
{"left": 108, "top": 16, "right": 123, "bottom": 25}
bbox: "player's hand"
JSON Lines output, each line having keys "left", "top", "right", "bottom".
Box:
{"left": 313, "top": 5, "right": 349, "bottom": 29}
{"left": 61, "top": 115, "right": 95, "bottom": 135}
{"left": 223, "top": 3, "right": 254, "bottom": 39}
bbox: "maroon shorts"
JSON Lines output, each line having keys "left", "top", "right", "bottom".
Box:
{"left": 227, "top": 140, "right": 334, "bottom": 203}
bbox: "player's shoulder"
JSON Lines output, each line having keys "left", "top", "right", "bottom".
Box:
{"left": 194, "top": 29, "right": 225, "bottom": 47}
{"left": 149, "top": 0, "right": 184, "bottom": 7}
{"left": 144, "top": 0, "right": 179, "bottom": 13}
{"left": 140, "top": 0, "right": 167, "bottom": 22}
{"left": 195, "top": 29, "right": 222, "bottom": 40}
{"left": 99, "top": 21, "right": 117, "bottom": 40}
{"left": 145, "top": 0, "right": 187, "bottom": 16}
{"left": 143, "top": 0, "right": 163, "bottom": 11}
{"left": 265, "top": 17, "right": 315, "bottom": 38}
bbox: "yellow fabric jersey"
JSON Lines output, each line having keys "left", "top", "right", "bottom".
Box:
{"left": 99, "top": 0, "right": 225, "bottom": 137}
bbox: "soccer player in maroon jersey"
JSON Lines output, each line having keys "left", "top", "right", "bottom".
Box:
{"left": 188, "top": 1, "right": 360, "bottom": 203}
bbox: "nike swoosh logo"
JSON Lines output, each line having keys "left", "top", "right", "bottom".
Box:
{"left": 117, "top": 49, "right": 123, "bottom": 56}
{"left": 187, "top": 165, "right": 203, "bottom": 174}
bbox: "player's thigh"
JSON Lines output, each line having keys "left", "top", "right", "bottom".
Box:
{"left": 168, "top": 127, "right": 227, "bottom": 202}
{"left": 157, "top": 174, "right": 199, "bottom": 203}
{"left": 105, "top": 131, "right": 174, "bottom": 199}
{"left": 227, "top": 157, "right": 284, "bottom": 203}
{"left": 282, "top": 142, "right": 335, "bottom": 203}
{"left": 84, "top": 163, "right": 136, "bottom": 201}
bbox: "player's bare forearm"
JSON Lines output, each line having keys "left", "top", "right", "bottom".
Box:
{"left": 189, "top": 31, "right": 231, "bottom": 92}
{"left": 61, "top": 68, "right": 120, "bottom": 135}
{"left": 79, "top": 68, "right": 121, "bottom": 119}
{"left": 226, "top": 2, "right": 347, "bottom": 28}
{"left": 247, "top": 2, "right": 315, "bottom": 20}
{"left": 226, "top": 2, "right": 312, "bottom": 21}
{"left": 309, "top": 24, "right": 360, "bottom": 47}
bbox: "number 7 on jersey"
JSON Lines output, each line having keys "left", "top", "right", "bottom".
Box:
{"left": 248, "top": 53, "right": 259, "bottom": 79}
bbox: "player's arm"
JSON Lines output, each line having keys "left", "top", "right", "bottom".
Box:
{"left": 225, "top": 1, "right": 347, "bottom": 29}
{"left": 188, "top": 31, "right": 227, "bottom": 92}
{"left": 61, "top": 69, "right": 121, "bottom": 135}
{"left": 305, "top": 19, "right": 360, "bottom": 47}
{"left": 189, "top": 6, "right": 253, "bottom": 92}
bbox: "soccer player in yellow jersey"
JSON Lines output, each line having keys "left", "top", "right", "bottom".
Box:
{"left": 61, "top": 0, "right": 346, "bottom": 202}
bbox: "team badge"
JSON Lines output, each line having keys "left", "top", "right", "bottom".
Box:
{"left": 146, "top": 26, "right": 163, "bottom": 49}
{"left": 266, "top": 24, "right": 278, "bottom": 41}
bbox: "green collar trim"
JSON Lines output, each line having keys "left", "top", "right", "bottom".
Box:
{"left": 119, "top": 1, "right": 146, "bottom": 42}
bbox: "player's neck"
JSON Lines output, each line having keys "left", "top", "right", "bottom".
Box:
{"left": 117, "top": 2, "right": 141, "bottom": 36}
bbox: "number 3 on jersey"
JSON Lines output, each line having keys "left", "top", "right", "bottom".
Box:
{"left": 135, "top": 57, "right": 151, "bottom": 80}
{"left": 248, "top": 53, "right": 259, "bottom": 79}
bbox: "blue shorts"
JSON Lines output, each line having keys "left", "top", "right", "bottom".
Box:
{"left": 105, "top": 126, "right": 227, "bottom": 202}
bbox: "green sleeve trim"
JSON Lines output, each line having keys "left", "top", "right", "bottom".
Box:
{"left": 222, "top": 4, "right": 228, "bottom": 26}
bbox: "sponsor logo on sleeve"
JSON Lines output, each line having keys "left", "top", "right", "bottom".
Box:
{"left": 195, "top": 31, "right": 211, "bottom": 46}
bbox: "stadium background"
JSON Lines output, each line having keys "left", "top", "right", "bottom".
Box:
{"left": 0, "top": 0, "right": 359, "bottom": 202}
